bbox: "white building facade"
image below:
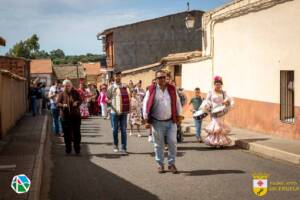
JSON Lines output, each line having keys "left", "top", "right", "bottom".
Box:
{"left": 182, "top": 0, "right": 300, "bottom": 139}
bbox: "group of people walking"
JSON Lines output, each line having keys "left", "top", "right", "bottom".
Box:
{"left": 105, "top": 70, "right": 234, "bottom": 174}
{"left": 29, "top": 81, "right": 47, "bottom": 116}
{"left": 47, "top": 69, "right": 234, "bottom": 174}
{"left": 77, "top": 82, "right": 109, "bottom": 119}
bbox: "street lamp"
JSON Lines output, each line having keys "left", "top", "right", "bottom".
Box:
{"left": 0, "top": 37, "right": 6, "bottom": 46}
{"left": 185, "top": 2, "right": 195, "bottom": 30}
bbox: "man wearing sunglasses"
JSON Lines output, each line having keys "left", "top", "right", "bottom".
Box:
{"left": 143, "top": 70, "right": 183, "bottom": 174}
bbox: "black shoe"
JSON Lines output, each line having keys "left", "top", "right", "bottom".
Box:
{"left": 168, "top": 164, "right": 178, "bottom": 174}
{"left": 158, "top": 165, "right": 165, "bottom": 174}
{"left": 66, "top": 148, "right": 72, "bottom": 154}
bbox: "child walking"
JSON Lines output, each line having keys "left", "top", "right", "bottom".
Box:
{"left": 129, "top": 89, "right": 142, "bottom": 137}
{"left": 98, "top": 85, "right": 108, "bottom": 119}
{"left": 189, "top": 87, "right": 203, "bottom": 142}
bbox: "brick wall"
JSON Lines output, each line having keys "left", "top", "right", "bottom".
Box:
{"left": 0, "top": 56, "right": 30, "bottom": 79}
{"left": 0, "top": 56, "right": 30, "bottom": 112}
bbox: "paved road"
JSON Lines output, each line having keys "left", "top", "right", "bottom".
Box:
{"left": 48, "top": 117, "right": 300, "bottom": 200}
{"left": 0, "top": 114, "right": 45, "bottom": 200}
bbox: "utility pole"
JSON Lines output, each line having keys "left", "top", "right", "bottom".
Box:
{"left": 76, "top": 64, "right": 79, "bottom": 86}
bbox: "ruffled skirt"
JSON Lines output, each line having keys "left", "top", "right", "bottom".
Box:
{"left": 80, "top": 102, "right": 90, "bottom": 119}
{"left": 204, "top": 117, "right": 232, "bottom": 147}
{"left": 129, "top": 110, "right": 142, "bottom": 126}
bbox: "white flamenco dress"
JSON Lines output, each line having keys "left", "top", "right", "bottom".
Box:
{"left": 202, "top": 90, "right": 234, "bottom": 147}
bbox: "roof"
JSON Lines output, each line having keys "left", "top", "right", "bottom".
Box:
{"left": 202, "top": 0, "right": 280, "bottom": 24}
{"left": 0, "top": 37, "right": 5, "bottom": 46}
{"left": 122, "top": 62, "right": 161, "bottom": 75}
{"left": 30, "top": 59, "right": 53, "bottom": 74}
{"left": 160, "top": 51, "right": 202, "bottom": 64}
{"left": 97, "top": 10, "right": 204, "bottom": 37}
{"left": 122, "top": 50, "right": 202, "bottom": 75}
{"left": 82, "top": 62, "right": 101, "bottom": 75}
{"left": 53, "top": 65, "right": 85, "bottom": 80}
{"left": 0, "top": 69, "right": 26, "bottom": 81}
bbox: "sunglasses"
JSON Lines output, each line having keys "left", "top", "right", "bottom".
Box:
{"left": 156, "top": 76, "right": 166, "bottom": 79}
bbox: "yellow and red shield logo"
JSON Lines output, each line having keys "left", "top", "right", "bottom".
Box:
{"left": 252, "top": 173, "right": 269, "bottom": 197}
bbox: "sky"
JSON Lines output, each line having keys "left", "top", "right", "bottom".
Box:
{"left": 0, "top": 0, "right": 231, "bottom": 55}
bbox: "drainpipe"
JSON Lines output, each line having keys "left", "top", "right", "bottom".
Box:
{"left": 204, "top": 0, "right": 288, "bottom": 86}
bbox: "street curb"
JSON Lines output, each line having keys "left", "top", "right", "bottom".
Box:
{"left": 182, "top": 124, "right": 300, "bottom": 165}
{"left": 234, "top": 139, "right": 300, "bottom": 165}
{"left": 0, "top": 137, "right": 10, "bottom": 153}
{"left": 28, "top": 114, "right": 49, "bottom": 200}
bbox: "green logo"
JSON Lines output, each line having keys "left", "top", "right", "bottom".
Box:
{"left": 11, "top": 174, "right": 31, "bottom": 194}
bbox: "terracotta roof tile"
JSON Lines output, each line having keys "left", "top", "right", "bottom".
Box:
{"left": 53, "top": 65, "right": 85, "bottom": 80}
{"left": 30, "top": 59, "right": 53, "bottom": 74}
{"left": 82, "top": 62, "right": 101, "bottom": 75}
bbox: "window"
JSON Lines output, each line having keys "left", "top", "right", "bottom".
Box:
{"left": 174, "top": 65, "right": 182, "bottom": 87}
{"left": 280, "top": 71, "right": 295, "bottom": 123}
{"left": 174, "top": 65, "right": 182, "bottom": 76}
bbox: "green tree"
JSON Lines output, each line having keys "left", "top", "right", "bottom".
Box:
{"left": 7, "top": 41, "right": 30, "bottom": 58}
{"left": 7, "top": 35, "right": 105, "bottom": 65}
{"left": 25, "top": 34, "right": 40, "bottom": 53}
{"left": 7, "top": 34, "right": 40, "bottom": 59}
{"left": 50, "top": 49, "right": 65, "bottom": 59}
{"left": 32, "top": 50, "right": 49, "bottom": 59}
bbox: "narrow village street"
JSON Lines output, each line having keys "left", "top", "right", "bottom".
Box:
{"left": 1, "top": 0, "right": 300, "bottom": 200}
{"left": 46, "top": 117, "right": 300, "bottom": 200}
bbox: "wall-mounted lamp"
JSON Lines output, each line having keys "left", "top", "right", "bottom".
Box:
{"left": 185, "top": 2, "right": 196, "bottom": 30}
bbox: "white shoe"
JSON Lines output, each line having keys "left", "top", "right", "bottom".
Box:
{"left": 129, "top": 131, "right": 133, "bottom": 136}
{"left": 138, "top": 133, "right": 142, "bottom": 137}
{"left": 148, "top": 135, "right": 153, "bottom": 143}
{"left": 113, "top": 146, "right": 119, "bottom": 153}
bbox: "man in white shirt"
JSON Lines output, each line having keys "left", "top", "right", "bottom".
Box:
{"left": 143, "top": 70, "right": 183, "bottom": 174}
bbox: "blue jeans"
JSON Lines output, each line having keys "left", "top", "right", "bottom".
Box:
{"left": 51, "top": 108, "right": 60, "bottom": 135}
{"left": 111, "top": 113, "right": 128, "bottom": 150}
{"left": 194, "top": 119, "right": 202, "bottom": 139}
{"left": 152, "top": 119, "right": 177, "bottom": 166}
{"left": 31, "top": 96, "right": 37, "bottom": 116}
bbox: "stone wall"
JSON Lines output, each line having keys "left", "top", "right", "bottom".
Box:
{"left": 112, "top": 11, "right": 203, "bottom": 71}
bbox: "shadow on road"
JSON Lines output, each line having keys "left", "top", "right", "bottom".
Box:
{"left": 180, "top": 169, "right": 245, "bottom": 176}
{"left": 49, "top": 138, "right": 159, "bottom": 200}
{"left": 180, "top": 140, "right": 201, "bottom": 144}
{"left": 236, "top": 138, "right": 269, "bottom": 143}
{"left": 81, "top": 141, "right": 112, "bottom": 145}
{"left": 89, "top": 153, "right": 124, "bottom": 159}
{"left": 88, "top": 151, "right": 186, "bottom": 160}
{"left": 177, "top": 146, "right": 239, "bottom": 151}
{"left": 81, "top": 135, "right": 103, "bottom": 138}
{"left": 128, "top": 151, "right": 186, "bottom": 157}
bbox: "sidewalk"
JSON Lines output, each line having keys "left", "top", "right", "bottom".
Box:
{"left": 0, "top": 113, "right": 48, "bottom": 200}
{"left": 182, "top": 118, "right": 300, "bottom": 165}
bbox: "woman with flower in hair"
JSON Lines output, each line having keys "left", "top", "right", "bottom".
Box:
{"left": 202, "top": 76, "right": 234, "bottom": 148}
